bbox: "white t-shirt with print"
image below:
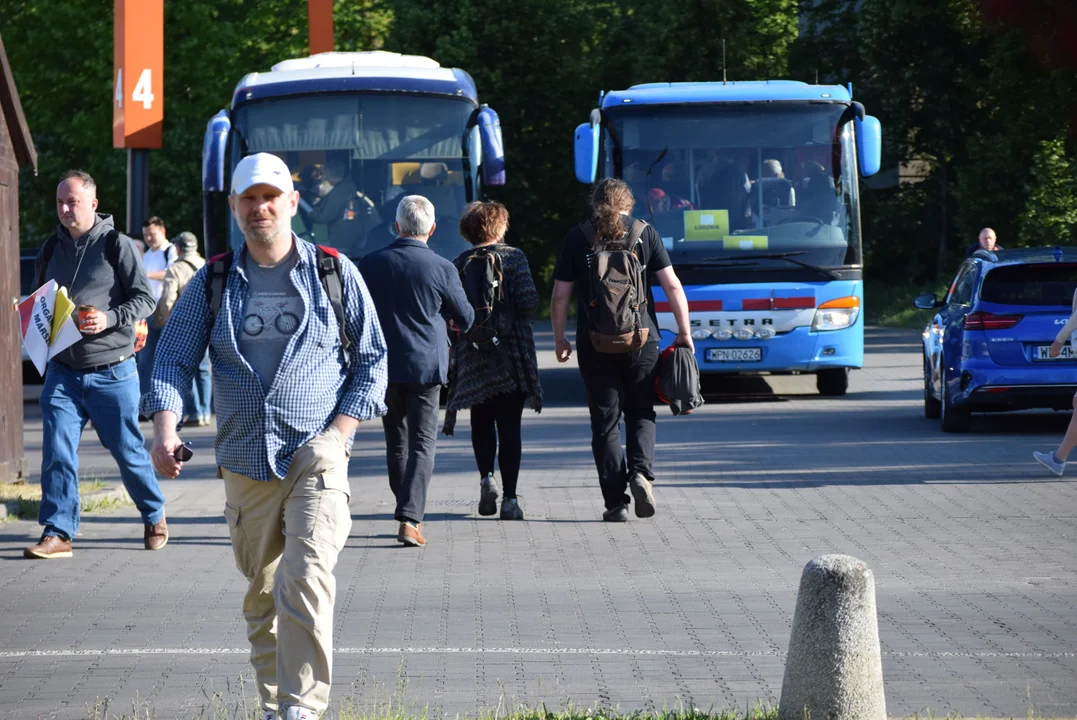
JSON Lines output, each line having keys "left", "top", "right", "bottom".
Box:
{"left": 143, "top": 242, "right": 175, "bottom": 301}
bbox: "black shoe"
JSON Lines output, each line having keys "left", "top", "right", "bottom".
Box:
{"left": 629, "top": 473, "right": 656, "bottom": 518}
{"left": 603, "top": 505, "right": 629, "bottom": 522}
{"left": 500, "top": 498, "right": 524, "bottom": 520}
{"left": 478, "top": 474, "right": 499, "bottom": 516}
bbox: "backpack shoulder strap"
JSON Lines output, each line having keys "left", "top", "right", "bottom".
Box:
{"left": 205, "top": 251, "right": 234, "bottom": 323}
{"left": 178, "top": 258, "right": 199, "bottom": 273}
{"left": 579, "top": 221, "right": 597, "bottom": 246}
{"left": 106, "top": 230, "right": 122, "bottom": 265}
{"left": 316, "top": 245, "right": 351, "bottom": 351}
{"left": 625, "top": 219, "right": 647, "bottom": 247}
{"left": 35, "top": 235, "right": 60, "bottom": 289}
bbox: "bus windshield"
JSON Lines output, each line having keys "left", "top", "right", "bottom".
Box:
{"left": 232, "top": 93, "right": 478, "bottom": 260}
{"left": 604, "top": 103, "right": 862, "bottom": 271}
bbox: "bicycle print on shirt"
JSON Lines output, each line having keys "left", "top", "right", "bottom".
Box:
{"left": 242, "top": 293, "right": 304, "bottom": 341}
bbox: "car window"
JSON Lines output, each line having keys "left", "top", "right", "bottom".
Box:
{"left": 980, "top": 263, "right": 1077, "bottom": 307}
{"left": 947, "top": 264, "right": 977, "bottom": 306}
{"left": 20, "top": 256, "right": 36, "bottom": 297}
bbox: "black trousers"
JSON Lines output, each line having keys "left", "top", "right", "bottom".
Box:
{"left": 470, "top": 391, "right": 527, "bottom": 499}
{"left": 382, "top": 382, "right": 442, "bottom": 524}
{"left": 576, "top": 340, "right": 660, "bottom": 510}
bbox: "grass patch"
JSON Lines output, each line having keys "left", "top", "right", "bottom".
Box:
{"left": 865, "top": 280, "right": 949, "bottom": 329}
{"left": 0, "top": 468, "right": 130, "bottom": 520}
{"left": 74, "top": 683, "right": 1076, "bottom": 720}
{"left": 0, "top": 478, "right": 106, "bottom": 502}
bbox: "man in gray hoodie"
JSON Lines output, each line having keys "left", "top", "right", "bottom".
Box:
{"left": 24, "top": 170, "right": 169, "bottom": 559}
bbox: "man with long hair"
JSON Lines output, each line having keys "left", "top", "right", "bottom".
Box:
{"left": 550, "top": 178, "right": 693, "bottom": 522}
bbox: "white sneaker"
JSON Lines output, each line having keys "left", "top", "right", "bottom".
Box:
{"left": 283, "top": 708, "right": 317, "bottom": 720}
{"left": 1034, "top": 450, "right": 1066, "bottom": 477}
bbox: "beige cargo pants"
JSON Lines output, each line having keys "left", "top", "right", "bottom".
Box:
{"left": 221, "top": 427, "right": 352, "bottom": 716}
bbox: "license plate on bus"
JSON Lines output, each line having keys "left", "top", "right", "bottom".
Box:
{"left": 706, "top": 348, "right": 762, "bottom": 363}
{"left": 1034, "top": 344, "right": 1076, "bottom": 361}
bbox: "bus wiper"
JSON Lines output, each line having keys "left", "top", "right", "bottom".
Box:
{"left": 671, "top": 260, "right": 759, "bottom": 270}
{"left": 701, "top": 251, "right": 842, "bottom": 279}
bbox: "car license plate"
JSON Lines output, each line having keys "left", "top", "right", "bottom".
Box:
{"left": 706, "top": 348, "right": 762, "bottom": 363}
{"left": 1034, "top": 344, "right": 1076, "bottom": 361}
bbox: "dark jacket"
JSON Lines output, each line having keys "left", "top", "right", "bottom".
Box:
{"left": 359, "top": 237, "right": 474, "bottom": 384}
{"left": 307, "top": 178, "right": 360, "bottom": 250}
{"left": 36, "top": 214, "right": 155, "bottom": 369}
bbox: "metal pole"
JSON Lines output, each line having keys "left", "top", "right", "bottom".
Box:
{"left": 127, "top": 148, "right": 150, "bottom": 236}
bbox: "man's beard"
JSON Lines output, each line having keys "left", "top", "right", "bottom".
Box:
{"left": 244, "top": 217, "right": 285, "bottom": 246}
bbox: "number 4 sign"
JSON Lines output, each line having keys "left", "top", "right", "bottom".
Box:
{"left": 112, "top": 0, "right": 163, "bottom": 149}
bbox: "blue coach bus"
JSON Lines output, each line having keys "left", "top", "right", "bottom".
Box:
{"left": 201, "top": 51, "right": 506, "bottom": 261}
{"left": 573, "top": 81, "right": 881, "bottom": 395}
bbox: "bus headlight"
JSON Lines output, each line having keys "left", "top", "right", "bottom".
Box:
{"left": 712, "top": 329, "right": 732, "bottom": 340}
{"left": 691, "top": 328, "right": 711, "bottom": 340}
{"left": 733, "top": 329, "right": 754, "bottom": 341}
{"left": 812, "top": 297, "right": 861, "bottom": 331}
{"left": 756, "top": 328, "right": 776, "bottom": 340}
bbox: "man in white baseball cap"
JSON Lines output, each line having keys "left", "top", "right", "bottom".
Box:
{"left": 142, "top": 150, "right": 388, "bottom": 720}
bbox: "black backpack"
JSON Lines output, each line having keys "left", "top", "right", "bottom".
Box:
{"left": 458, "top": 246, "right": 513, "bottom": 351}
{"left": 205, "top": 245, "right": 351, "bottom": 351}
{"left": 580, "top": 218, "right": 650, "bottom": 353}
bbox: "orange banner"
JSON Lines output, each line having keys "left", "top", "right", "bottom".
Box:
{"left": 113, "top": 0, "right": 163, "bottom": 149}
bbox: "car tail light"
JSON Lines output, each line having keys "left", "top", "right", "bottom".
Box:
{"left": 964, "top": 312, "right": 1023, "bottom": 330}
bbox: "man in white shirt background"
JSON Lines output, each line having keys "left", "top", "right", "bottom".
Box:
{"left": 138, "top": 216, "right": 176, "bottom": 404}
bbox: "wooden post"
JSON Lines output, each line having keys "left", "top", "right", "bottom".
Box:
{"left": 309, "top": 0, "right": 334, "bottom": 55}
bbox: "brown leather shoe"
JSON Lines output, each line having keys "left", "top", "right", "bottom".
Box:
{"left": 144, "top": 518, "right": 168, "bottom": 551}
{"left": 24, "top": 534, "right": 73, "bottom": 559}
{"left": 397, "top": 522, "right": 426, "bottom": 547}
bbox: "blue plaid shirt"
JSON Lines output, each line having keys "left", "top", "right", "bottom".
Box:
{"left": 141, "top": 237, "right": 388, "bottom": 481}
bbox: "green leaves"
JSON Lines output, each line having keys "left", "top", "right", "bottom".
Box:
{"left": 4, "top": 0, "right": 801, "bottom": 272}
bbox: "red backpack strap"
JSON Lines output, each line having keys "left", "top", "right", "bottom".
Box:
{"left": 205, "top": 251, "right": 234, "bottom": 323}
{"left": 316, "top": 245, "right": 350, "bottom": 351}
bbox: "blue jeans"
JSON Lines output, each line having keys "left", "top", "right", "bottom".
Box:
{"left": 137, "top": 323, "right": 162, "bottom": 400}
{"left": 39, "top": 358, "right": 166, "bottom": 540}
{"left": 184, "top": 350, "right": 212, "bottom": 421}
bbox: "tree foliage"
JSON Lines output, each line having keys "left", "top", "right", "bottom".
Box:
{"left": 3, "top": 0, "right": 1076, "bottom": 289}
{"left": 795, "top": 0, "right": 1077, "bottom": 283}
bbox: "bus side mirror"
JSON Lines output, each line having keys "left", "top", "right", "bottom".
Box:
{"left": 202, "top": 110, "right": 231, "bottom": 192}
{"left": 574, "top": 121, "right": 599, "bottom": 184}
{"left": 477, "top": 106, "right": 506, "bottom": 187}
{"left": 856, "top": 115, "right": 882, "bottom": 178}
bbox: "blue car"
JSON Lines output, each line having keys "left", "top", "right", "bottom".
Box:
{"left": 915, "top": 248, "right": 1077, "bottom": 432}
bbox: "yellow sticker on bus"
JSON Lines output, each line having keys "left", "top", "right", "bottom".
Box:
{"left": 722, "top": 236, "right": 769, "bottom": 250}
{"left": 683, "top": 210, "right": 730, "bottom": 241}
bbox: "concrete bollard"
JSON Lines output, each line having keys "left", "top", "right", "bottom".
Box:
{"left": 778, "top": 554, "right": 886, "bottom": 720}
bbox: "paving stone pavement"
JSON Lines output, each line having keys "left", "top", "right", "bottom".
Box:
{"left": 2, "top": 326, "right": 1077, "bottom": 719}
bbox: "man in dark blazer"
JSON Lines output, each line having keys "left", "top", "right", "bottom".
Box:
{"left": 359, "top": 195, "right": 474, "bottom": 547}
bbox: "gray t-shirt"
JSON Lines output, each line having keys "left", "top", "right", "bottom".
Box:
{"left": 238, "top": 250, "right": 303, "bottom": 388}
